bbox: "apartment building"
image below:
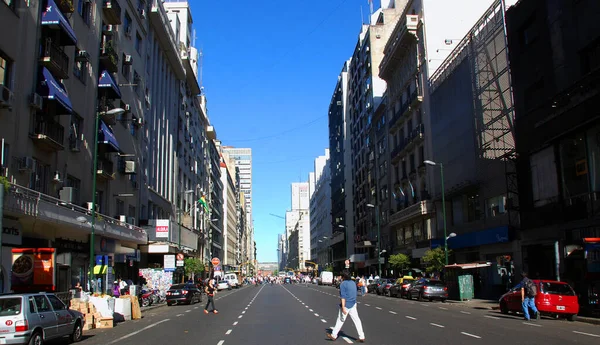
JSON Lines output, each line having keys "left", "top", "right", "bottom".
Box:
{"left": 221, "top": 146, "right": 252, "bottom": 220}
{"left": 309, "top": 149, "right": 331, "bottom": 269}
{"left": 220, "top": 152, "right": 238, "bottom": 269}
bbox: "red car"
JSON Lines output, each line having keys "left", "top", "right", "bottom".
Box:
{"left": 499, "top": 280, "right": 579, "bottom": 321}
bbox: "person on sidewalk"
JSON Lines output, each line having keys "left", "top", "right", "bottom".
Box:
{"left": 204, "top": 278, "right": 218, "bottom": 314}
{"left": 327, "top": 270, "right": 365, "bottom": 343}
{"left": 516, "top": 272, "right": 539, "bottom": 321}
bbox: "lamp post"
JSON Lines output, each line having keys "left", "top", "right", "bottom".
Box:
{"left": 366, "top": 204, "right": 381, "bottom": 276}
{"left": 89, "top": 107, "right": 125, "bottom": 292}
{"left": 424, "top": 160, "right": 451, "bottom": 265}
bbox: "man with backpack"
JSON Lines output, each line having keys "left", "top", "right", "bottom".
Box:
{"left": 518, "top": 272, "right": 539, "bottom": 321}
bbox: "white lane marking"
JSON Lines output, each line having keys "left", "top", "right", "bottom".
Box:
{"left": 430, "top": 323, "right": 445, "bottom": 328}
{"left": 523, "top": 322, "right": 541, "bottom": 327}
{"left": 573, "top": 331, "right": 600, "bottom": 338}
{"left": 245, "top": 307, "right": 248, "bottom": 310}
{"left": 309, "top": 309, "right": 314, "bottom": 312}
{"left": 460, "top": 311, "right": 471, "bottom": 314}
{"left": 315, "top": 313, "right": 320, "bottom": 317}
{"left": 238, "top": 315, "right": 243, "bottom": 319}
{"left": 405, "top": 316, "right": 417, "bottom": 320}
{"left": 226, "top": 329, "right": 232, "bottom": 335}
{"left": 484, "top": 315, "right": 499, "bottom": 320}
{"left": 233, "top": 321, "right": 238, "bottom": 326}
{"left": 375, "top": 307, "right": 382, "bottom": 310}
{"left": 422, "top": 304, "right": 430, "bottom": 307}
{"left": 364, "top": 304, "right": 371, "bottom": 306}
{"left": 389, "top": 311, "right": 397, "bottom": 314}
{"left": 321, "top": 319, "right": 327, "bottom": 323}
{"left": 305, "top": 306, "right": 309, "bottom": 308}
{"left": 342, "top": 336, "right": 353, "bottom": 343}
{"left": 438, "top": 307, "right": 448, "bottom": 310}
{"left": 194, "top": 307, "right": 199, "bottom": 309}
{"left": 461, "top": 332, "right": 481, "bottom": 339}
{"left": 107, "top": 319, "right": 171, "bottom": 345}
{"left": 176, "top": 314, "right": 184, "bottom": 317}
{"left": 185, "top": 310, "right": 191, "bottom": 313}
{"left": 217, "top": 341, "right": 225, "bottom": 345}
{"left": 242, "top": 311, "right": 246, "bottom": 314}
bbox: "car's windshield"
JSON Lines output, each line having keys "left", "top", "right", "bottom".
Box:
{"left": 541, "top": 282, "right": 575, "bottom": 296}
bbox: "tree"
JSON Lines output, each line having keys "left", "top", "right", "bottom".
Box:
{"left": 273, "top": 270, "right": 279, "bottom": 276}
{"left": 422, "top": 247, "right": 450, "bottom": 274}
{"left": 325, "top": 266, "right": 334, "bottom": 272}
{"left": 184, "top": 257, "right": 205, "bottom": 278}
{"left": 388, "top": 253, "right": 411, "bottom": 273}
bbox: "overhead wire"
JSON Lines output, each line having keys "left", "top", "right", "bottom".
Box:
{"left": 222, "top": 114, "right": 327, "bottom": 143}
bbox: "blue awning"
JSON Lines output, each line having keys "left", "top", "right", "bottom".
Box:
{"left": 98, "top": 70, "right": 122, "bottom": 99}
{"left": 38, "top": 67, "right": 73, "bottom": 114}
{"left": 431, "top": 226, "right": 511, "bottom": 250}
{"left": 41, "top": 0, "right": 77, "bottom": 46}
{"left": 98, "top": 121, "right": 120, "bottom": 152}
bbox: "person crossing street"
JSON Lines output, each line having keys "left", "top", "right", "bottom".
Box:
{"left": 327, "top": 270, "right": 365, "bottom": 343}
{"left": 204, "top": 277, "right": 218, "bottom": 314}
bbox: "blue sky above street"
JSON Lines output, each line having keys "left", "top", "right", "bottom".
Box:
{"left": 192, "top": 0, "right": 381, "bottom": 262}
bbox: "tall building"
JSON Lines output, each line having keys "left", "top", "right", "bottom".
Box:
{"left": 309, "top": 149, "right": 331, "bottom": 269}
{"left": 328, "top": 60, "right": 353, "bottom": 271}
{"left": 221, "top": 146, "right": 252, "bottom": 220}
{"left": 220, "top": 152, "right": 238, "bottom": 269}
{"left": 507, "top": 0, "right": 600, "bottom": 306}
{"left": 206, "top": 130, "right": 223, "bottom": 261}
{"left": 291, "top": 182, "right": 310, "bottom": 210}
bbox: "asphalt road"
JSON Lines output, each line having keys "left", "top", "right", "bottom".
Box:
{"left": 70, "top": 283, "right": 600, "bottom": 345}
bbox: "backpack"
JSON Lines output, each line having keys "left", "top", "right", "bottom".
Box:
{"left": 524, "top": 279, "right": 537, "bottom": 297}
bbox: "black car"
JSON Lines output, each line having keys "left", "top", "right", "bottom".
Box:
{"left": 166, "top": 283, "right": 203, "bottom": 306}
{"left": 284, "top": 277, "right": 292, "bottom": 284}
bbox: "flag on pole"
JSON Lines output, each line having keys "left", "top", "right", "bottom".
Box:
{"left": 198, "top": 195, "right": 209, "bottom": 213}
{"left": 368, "top": 0, "right": 374, "bottom": 14}
{"left": 408, "top": 180, "right": 415, "bottom": 198}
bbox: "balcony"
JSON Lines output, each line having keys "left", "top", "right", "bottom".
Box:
{"left": 408, "top": 88, "right": 423, "bottom": 111}
{"left": 97, "top": 159, "right": 115, "bottom": 181}
{"left": 150, "top": 0, "right": 185, "bottom": 80}
{"left": 29, "top": 115, "right": 65, "bottom": 151}
{"left": 3, "top": 183, "right": 147, "bottom": 244}
{"left": 380, "top": 14, "right": 420, "bottom": 79}
{"left": 389, "top": 200, "right": 434, "bottom": 226}
{"left": 56, "top": 0, "right": 74, "bottom": 14}
{"left": 99, "top": 39, "right": 119, "bottom": 73}
{"left": 39, "top": 38, "right": 70, "bottom": 80}
{"left": 102, "top": 0, "right": 122, "bottom": 25}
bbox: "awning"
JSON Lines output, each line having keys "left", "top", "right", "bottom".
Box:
{"left": 41, "top": 0, "right": 77, "bottom": 46}
{"left": 98, "top": 70, "right": 122, "bottom": 99}
{"left": 38, "top": 67, "right": 73, "bottom": 114}
{"left": 98, "top": 121, "right": 120, "bottom": 152}
{"left": 93, "top": 265, "right": 108, "bottom": 275}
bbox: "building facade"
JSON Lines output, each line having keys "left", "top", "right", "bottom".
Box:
{"left": 220, "top": 152, "right": 238, "bottom": 269}
{"left": 309, "top": 149, "right": 331, "bottom": 269}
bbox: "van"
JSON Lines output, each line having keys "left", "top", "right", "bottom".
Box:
{"left": 320, "top": 271, "right": 334, "bottom": 286}
{"left": 223, "top": 273, "right": 239, "bottom": 288}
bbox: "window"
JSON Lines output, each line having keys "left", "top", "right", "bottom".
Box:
{"left": 409, "top": 153, "right": 415, "bottom": 172}
{"left": 467, "top": 194, "right": 482, "bottom": 222}
{"left": 65, "top": 175, "right": 81, "bottom": 205}
{"left": 559, "top": 133, "right": 588, "bottom": 200}
{"left": 73, "top": 49, "right": 87, "bottom": 84}
{"left": 77, "top": 0, "right": 92, "bottom": 26}
{"left": 2, "top": 0, "right": 15, "bottom": 11}
{"left": 33, "top": 296, "right": 51, "bottom": 312}
{"left": 135, "top": 32, "right": 142, "bottom": 55}
{"left": 116, "top": 199, "right": 125, "bottom": 216}
{"left": 124, "top": 12, "right": 132, "bottom": 38}
{"left": 530, "top": 146, "right": 559, "bottom": 207}
{"left": 133, "top": 71, "right": 140, "bottom": 94}
{"left": 69, "top": 114, "right": 82, "bottom": 151}
{"left": 485, "top": 195, "right": 507, "bottom": 218}
{"left": 419, "top": 146, "right": 424, "bottom": 165}
{"left": 47, "top": 295, "right": 66, "bottom": 311}
{"left": 0, "top": 52, "right": 12, "bottom": 87}
{"left": 122, "top": 61, "right": 131, "bottom": 80}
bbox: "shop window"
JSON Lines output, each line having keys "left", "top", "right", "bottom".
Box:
{"left": 396, "top": 228, "right": 404, "bottom": 246}
{"left": 559, "top": 133, "right": 588, "bottom": 200}
{"left": 467, "top": 194, "right": 482, "bottom": 222}
{"left": 485, "top": 195, "right": 507, "bottom": 218}
{"left": 413, "top": 221, "right": 423, "bottom": 242}
{"left": 530, "top": 146, "right": 559, "bottom": 207}
{"left": 404, "top": 226, "right": 413, "bottom": 244}
{"left": 586, "top": 125, "right": 600, "bottom": 193}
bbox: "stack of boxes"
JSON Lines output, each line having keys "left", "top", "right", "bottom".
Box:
{"left": 69, "top": 299, "right": 114, "bottom": 330}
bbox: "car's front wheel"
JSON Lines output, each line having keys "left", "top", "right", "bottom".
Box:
{"left": 70, "top": 321, "right": 83, "bottom": 343}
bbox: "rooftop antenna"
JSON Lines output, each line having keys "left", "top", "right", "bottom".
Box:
{"left": 193, "top": 28, "right": 197, "bottom": 48}
{"left": 368, "top": 0, "right": 374, "bottom": 24}
{"left": 360, "top": 5, "right": 364, "bottom": 25}
{"left": 199, "top": 47, "right": 204, "bottom": 88}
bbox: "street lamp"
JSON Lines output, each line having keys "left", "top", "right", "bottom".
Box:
{"left": 424, "top": 160, "right": 450, "bottom": 265}
{"left": 366, "top": 203, "right": 381, "bottom": 277}
{"left": 89, "top": 107, "right": 125, "bottom": 292}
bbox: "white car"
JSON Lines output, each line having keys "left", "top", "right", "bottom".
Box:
{"left": 223, "top": 273, "right": 239, "bottom": 289}
{"left": 216, "top": 278, "right": 231, "bottom": 291}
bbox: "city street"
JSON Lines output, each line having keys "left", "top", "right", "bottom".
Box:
{"left": 70, "top": 284, "right": 600, "bottom": 345}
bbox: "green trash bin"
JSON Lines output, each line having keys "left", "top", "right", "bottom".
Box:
{"left": 458, "top": 275, "right": 474, "bottom": 301}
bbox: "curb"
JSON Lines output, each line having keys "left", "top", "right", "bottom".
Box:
{"left": 141, "top": 303, "right": 167, "bottom": 313}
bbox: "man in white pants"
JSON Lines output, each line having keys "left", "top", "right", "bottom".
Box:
{"left": 327, "top": 270, "right": 365, "bottom": 342}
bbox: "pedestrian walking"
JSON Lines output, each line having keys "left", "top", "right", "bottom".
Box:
{"left": 204, "top": 278, "right": 218, "bottom": 314}
{"left": 327, "top": 270, "right": 365, "bottom": 343}
{"left": 516, "top": 272, "right": 539, "bottom": 321}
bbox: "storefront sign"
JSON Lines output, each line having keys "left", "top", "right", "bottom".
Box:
{"left": 155, "top": 219, "right": 169, "bottom": 238}
{"left": 2, "top": 217, "right": 22, "bottom": 246}
{"left": 11, "top": 248, "right": 56, "bottom": 292}
{"left": 54, "top": 238, "right": 87, "bottom": 253}
{"left": 164, "top": 255, "right": 175, "bottom": 272}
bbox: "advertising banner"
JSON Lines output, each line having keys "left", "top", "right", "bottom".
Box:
{"left": 11, "top": 248, "right": 56, "bottom": 292}
{"left": 155, "top": 219, "right": 169, "bottom": 238}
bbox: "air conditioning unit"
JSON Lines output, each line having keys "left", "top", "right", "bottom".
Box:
{"left": 406, "top": 14, "right": 419, "bottom": 31}
{"left": 125, "top": 161, "right": 136, "bottom": 174}
{"left": 86, "top": 202, "right": 99, "bottom": 212}
{"left": 52, "top": 171, "right": 62, "bottom": 183}
{"left": 76, "top": 50, "right": 91, "bottom": 62}
{"left": 59, "top": 187, "right": 76, "bottom": 203}
{"left": 135, "top": 117, "right": 143, "bottom": 126}
{"left": 336, "top": 101, "right": 342, "bottom": 106}
{"left": 124, "top": 103, "right": 131, "bottom": 112}
{"left": 119, "top": 215, "right": 127, "bottom": 223}
{"left": 127, "top": 217, "right": 136, "bottom": 225}
{"left": 0, "top": 85, "right": 14, "bottom": 109}
{"left": 124, "top": 54, "right": 133, "bottom": 65}
{"left": 19, "top": 157, "right": 35, "bottom": 171}
{"left": 140, "top": 9, "right": 146, "bottom": 19}
{"left": 30, "top": 92, "right": 43, "bottom": 110}
{"left": 103, "top": 25, "right": 114, "bottom": 35}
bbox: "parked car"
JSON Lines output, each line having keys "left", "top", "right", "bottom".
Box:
{"left": 223, "top": 273, "right": 239, "bottom": 289}
{"left": 376, "top": 279, "right": 394, "bottom": 296}
{"left": 166, "top": 283, "right": 203, "bottom": 306}
{"left": 499, "top": 280, "right": 579, "bottom": 321}
{"left": 389, "top": 276, "right": 417, "bottom": 298}
{"left": 366, "top": 279, "right": 382, "bottom": 294}
{"left": 407, "top": 279, "right": 448, "bottom": 302}
{"left": 0, "top": 292, "right": 84, "bottom": 344}
{"left": 216, "top": 278, "right": 232, "bottom": 291}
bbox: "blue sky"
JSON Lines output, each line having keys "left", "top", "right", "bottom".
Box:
{"left": 192, "top": 0, "right": 381, "bottom": 262}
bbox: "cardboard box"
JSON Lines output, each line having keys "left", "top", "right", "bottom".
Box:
{"left": 85, "top": 314, "right": 94, "bottom": 325}
{"left": 95, "top": 317, "right": 114, "bottom": 329}
{"left": 83, "top": 323, "right": 94, "bottom": 331}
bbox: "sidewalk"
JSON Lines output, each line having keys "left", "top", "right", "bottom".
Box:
{"left": 445, "top": 299, "right": 600, "bottom": 326}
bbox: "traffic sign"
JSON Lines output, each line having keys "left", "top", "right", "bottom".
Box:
{"left": 177, "top": 253, "right": 184, "bottom": 261}
{"left": 211, "top": 257, "right": 220, "bottom": 266}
